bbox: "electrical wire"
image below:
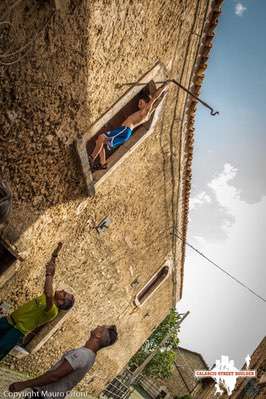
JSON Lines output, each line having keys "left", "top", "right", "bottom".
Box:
{"left": 0, "top": 11, "right": 55, "bottom": 65}
{"left": 0, "top": 0, "right": 24, "bottom": 23}
{"left": 173, "top": 231, "right": 266, "bottom": 303}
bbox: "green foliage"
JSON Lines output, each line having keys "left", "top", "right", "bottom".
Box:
{"left": 144, "top": 350, "right": 176, "bottom": 378}
{"left": 129, "top": 308, "right": 180, "bottom": 379}
{"left": 174, "top": 396, "right": 192, "bottom": 399}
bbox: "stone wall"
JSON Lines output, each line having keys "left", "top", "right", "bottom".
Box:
{"left": 161, "top": 348, "right": 208, "bottom": 397}
{"left": 0, "top": 0, "right": 208, "bottom": 394}
{"left": 0, "top": 366, "right": 96, "bottom": 399}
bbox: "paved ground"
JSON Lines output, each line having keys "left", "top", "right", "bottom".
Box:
{"left": 0, "top": 367, "right": 97, "bottom": 399}
{"left": 129, "top": 389, "right": 146, "bottom": 399}
{"left": 0, "top": 366, "right": 28, "bottom": 398}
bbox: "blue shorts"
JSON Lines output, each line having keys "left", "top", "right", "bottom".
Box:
{"left": 104, "top": 126, "right": 132, "bottom": 150}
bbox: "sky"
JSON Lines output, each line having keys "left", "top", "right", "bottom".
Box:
{"left": 177, "top": 0, "right": 266, "bottom": 369}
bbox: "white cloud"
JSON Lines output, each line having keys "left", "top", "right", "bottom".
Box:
{"left": 235, "top": 2, "right": 247, "bottom": 17}
{"left": 208, "top": 163, "right": 239, "bottom": 209}
{"left": 179, "top": 161, "right": 266, "bottom": 367}
{"left": 209, "top": 163, "right": 237, "bottom": 184}
{"left": 189, "top": 164, "right": 237, "bottom": 241}
{"left": 190, "top": 191, "right": 212, "bottom": 210}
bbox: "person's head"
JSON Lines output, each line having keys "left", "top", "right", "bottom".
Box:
{"left": 54, "top": 290, "right": 75, "bottom": 310}
{"left": 138, "top": 90, "right": 151, "bottom": 110}
{"left": 89, "top": 325, "right": 118, "bottom": 351}
{"left": 0, "top": 182, "right": 12, "bottom": 225}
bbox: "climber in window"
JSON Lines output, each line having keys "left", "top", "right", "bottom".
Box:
{"left": 0, "top": 243, "right": 75, "bottom": 361}
{"left": 89, "top": 82, "right": 169, "bottom": 170}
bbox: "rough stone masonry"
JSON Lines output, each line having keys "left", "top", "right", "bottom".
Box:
{"left": 0, "top": 0, "right": 209, "bottom": 394}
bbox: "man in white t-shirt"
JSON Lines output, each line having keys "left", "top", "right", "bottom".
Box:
{"left": 9, "top": 325, "right": 118, "bottom": 398}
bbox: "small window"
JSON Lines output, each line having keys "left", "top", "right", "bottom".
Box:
{"left": 76, "top": 62, "right": 166, "bottom": 196}
{"left": 134, "top": 261, "right": 172, "bottom": 307}
{"left": 86, "top": 80, "right": 157, "bottom": 183}
{"left": 11, "top": 308, "right": 72, "bottom": 358}
{"left": 22, "top": 326, "right": 43, "bottom": 346}
{"left": 23, "top": 308, "right": 71, "bottom": 354}
{"left": 0, "top": 239, "right": 16, "bottom": 274}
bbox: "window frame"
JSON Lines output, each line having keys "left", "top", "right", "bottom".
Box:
{"left": 0, "top": 238, "right": 21, "bottom": 288}
{"left": 76, "top": 61, "right": 166, "bottom": 196}
{"left": 10, "top": 308, "right": 72, "bottom": 358}
{"left": 134, "top": 259, "right": 173, "bottom": 307}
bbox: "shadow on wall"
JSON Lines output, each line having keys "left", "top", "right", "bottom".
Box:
{"left": 0, "top": 0, "right": 90, "bottom": 239}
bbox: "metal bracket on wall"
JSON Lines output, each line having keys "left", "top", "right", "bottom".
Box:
{"left": 131, "top": 278, "right": 140, "bottom": 288}
{"left": 118, "top": 79, "right": 219, "bottom": 116}
{"left": 96, "top": 217, "right": 112, "bottom": 234}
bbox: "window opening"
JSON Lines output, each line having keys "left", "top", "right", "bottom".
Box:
{"left": 76, "top": 62, "right": 166, "bottom": 196}
{"left": 0, "top": 239, "right": 17, "bottom": 275}
{"left": 86, "top": 81, "right": 157, "bottom": 184}
{"left": 135, "top": 262, "right": 171, "bottom": 307}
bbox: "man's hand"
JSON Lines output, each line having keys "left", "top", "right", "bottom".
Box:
{"left": 148, "top": 84, "right": 169, "bottom": 116}
{"left": 147, "top": 82, "right": 169, "bottom": 111}
{"left": 161, "top": 81, "right": 170, "bottom": 93}
{"left": 46, "top": 242, "right": 63, "bottom": 276}
{"left": 9, "top": 381, "right": 27, "bottom": 392}
{"left": 52, "top": 242, "right": 63, "bottom": 258}
{"left": 161, "top": 89, "right": 168, "bottom": 98}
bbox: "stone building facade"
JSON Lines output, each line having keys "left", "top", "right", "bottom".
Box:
{"left": 136, "top": 347, "right": 208, "bottom": 398}
{"left": 0, "top": 0, "right": 222, "bottom": 395}
{"left": 162, "top": 347, "right": 209, "bottom": 397}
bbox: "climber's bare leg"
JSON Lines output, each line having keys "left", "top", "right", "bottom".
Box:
{"left": 99, "top": 147, "right": 107, "bottom": 168}
{"left": 90, "top": 135, "right": 107, "bottom": 162}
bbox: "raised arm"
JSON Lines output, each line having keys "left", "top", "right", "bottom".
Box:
{"left": 145, "top": 82, "right": 169, "bottom": 112}
{"left": 149, "top": 90, "right": 168, "bottom": 114}
{"left": 9, "top": 360, "right": 73, "bottom": 392}
{"left": 44, "top": 242, "right": 63, "bottom": 311}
